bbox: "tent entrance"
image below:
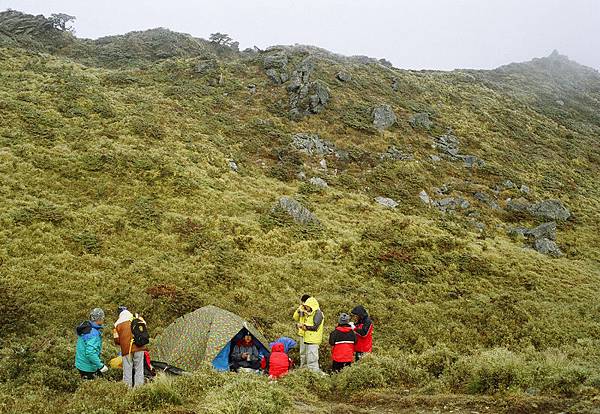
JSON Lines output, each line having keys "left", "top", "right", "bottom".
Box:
{"left": 211, "top": 328, "right": 270, "bottom": 371}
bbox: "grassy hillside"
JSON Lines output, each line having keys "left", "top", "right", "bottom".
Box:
{"left": 1, "top": 10, "right": 599, "bottom": 413}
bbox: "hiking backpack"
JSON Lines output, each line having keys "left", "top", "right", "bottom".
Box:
{"left": 76, "top": 320, "right": 92, "bottom": 336}
{"left": 130, "top": 314, "right": 150, "bottom": 346}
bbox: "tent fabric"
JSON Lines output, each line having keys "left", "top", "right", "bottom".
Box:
{"left": 211, "top": 341, "right": 231, "bottom": 371}
{"left": 153, "top": 305, "right": 270, "bottom": 372}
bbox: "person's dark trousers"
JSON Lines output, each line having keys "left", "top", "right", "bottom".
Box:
{"left": 231, "top": 359, "right": 261, "bottom": 371}
{"left": 78, "top": 369, "right": 101, "bottom": 379}
{"left": 332, "top": 361, "right": 352, "bottom": 372}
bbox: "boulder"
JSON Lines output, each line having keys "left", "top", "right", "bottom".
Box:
{"left": 375, "top": 196, "right": 398, "bottom": 209}
{"left": 419, "top": 190, "right": 431, "bottom": 205}
{"left": 391, "top": 78, "right": 400, "bottom": 92}
{"left": 461, "top": 155, "right": 485, "bottom": 168}
{"left": 336, "top": 71, "right": 351, "bottom": 82}
{"left": 430, "top": 155, "right": 442, "bottom": 162}
{"left": 534, "top": 238, "right": 564, "bottom": 257}
{"left": 409, "top": 112, "right": 433, "bottom": 130}
{"left": 528, "top": 200, "right": 570, "bottom": 221}
{"left": 272, "top": 196, "right": 319, "bottom": 225}
{"left": 309, "top": 177, "right": 328, "bottom": 188}
{"left": 474, "top": 192, "right": 500, "bottom": 210}
{"left": 263, "top": 52, "right": 289, "bottom": 84}
{"left": 291, "top": 133, "right": 335, "bottom": 156}
{"left": 372, "top": 104, "right": 397, "bottom": 130}
{"left": 529, "top": 222, "right": 557, "bottom": 241}
{"left": 506, "top": 197, "right": 531, "bottom": 214}
{"left": 380, "top": 146, "right": 413, "bottom": 161}
{"left": 520, "top": 184, "right": 530, "bottom": 194}
{"left": 434, "top": 197, "right": 470, "bottom": 212}
{"left": 433, "top": 133, "right": 460, "bottom": 157}
{"left": 265, "top": 68, "right": 288, "bottom": 84}
{"left": 287, "top": 60, "right": 330, "bottom": 119}
{"left": 228, "top": 160, "right": 238, "bottom": 172}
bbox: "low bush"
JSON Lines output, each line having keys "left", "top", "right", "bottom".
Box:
{"left": 201, "top": 374, "right": 292, "bottom": 414}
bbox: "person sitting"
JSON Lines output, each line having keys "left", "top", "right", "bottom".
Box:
{"left": 231, "top": 333, "right": 260, "bottom": 371}
{"left": 261, "top": 342, "right": 293, "bottom": 379}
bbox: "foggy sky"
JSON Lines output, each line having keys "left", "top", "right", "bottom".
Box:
{"left": 1, "top": 0, "right": 598, "bottom": 71}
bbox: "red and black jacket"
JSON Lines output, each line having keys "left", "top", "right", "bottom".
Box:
{"left": 328, "top": 325, "right": 356, "bottom": 363}
{"left": 352, "top": 305, "right": 373, "bottom": 353}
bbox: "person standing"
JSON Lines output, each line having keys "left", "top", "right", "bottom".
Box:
{"left": 113, "top": 306, "right": 146, "bottom": 388}
{"left": 75, "top": 307, "right": 109, "bottom": 379}
{"left": 329, "top": 313, "right": 356, "bottom": 372}
{"left": 292, "top": 294, "right": 311, "bottom": 367}
{"left": 351, "top": 305, "right": 373, "bottom": 360}
{"left": 296, "top": 296, "right": 324, "bottom": 372}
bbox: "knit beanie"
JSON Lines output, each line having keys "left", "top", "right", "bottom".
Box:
{"left": 338, "top": 313, "right": 350, "bottom": 325}
{"left": 89, "top": 308, "right": 105, "bottom": 322}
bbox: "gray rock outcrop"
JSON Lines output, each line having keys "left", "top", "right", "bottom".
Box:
{"left": 272, "top": 196, "right": 319, "bottom": 225}
{"left": 309, "top": 177, "right": 328, "bottom": 188}
{"left": 263, "top": 52, "right": 289, "bottom": 84}
{"left": 433, "top": 197, "right": 470, "bottom": 212}
{"left": 529, "top": 222, "right": 557, "bottom": 241}
{"left": 534, "top": 238, "right": 564, "bottom": 257}
{"left": 372, "top": 104, "right": 397, "bottom": 130}
{"left": 433, "top": 133, "right": 460, "bottom": 157}
{"left": 336, "top": 71, "right": 351, "bottom": 82}
{"left": 287, "top": 59, "right": 330, "bottom": 119}
{"left": 375, "top": 196, "right": 398, "bottom": 209}
{"left": 409, "top": 113, "right": 433, "bottom": 130}
{"left": 291, "top": 133, "right": 336, "bottom": 156}
{"left": 380, "top": 146, "right": 413, "bottom": 161}
{"left": 529, "top": 200, "right": 571, "bottom": 221}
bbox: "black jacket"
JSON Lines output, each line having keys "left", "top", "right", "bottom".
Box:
{"left": 351, "top": 305, "right": 373, "bottom": 336}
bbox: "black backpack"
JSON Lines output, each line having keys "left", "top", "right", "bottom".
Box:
{"left": 76, "top": 321, "right": 92, "bottom": 336}
{"left": 131, "top": 315, "right": 150, "bottom": 346}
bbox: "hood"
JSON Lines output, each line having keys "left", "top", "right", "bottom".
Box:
{"left": 304, "top": 297, "right": 320, "bottom": 313}
{"left": 351, "top": 305, "right": 368, "bottom": 320}
{"left": 115, "top": 310, "right": 133, "bottom": 327}
{"left": 271, "top": 342, "right": 285, "bottom": 353}
{"left": 336, "top": 325, "right": 353, "bottom": 333}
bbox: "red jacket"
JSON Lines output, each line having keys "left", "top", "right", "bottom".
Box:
{"left": 263, "top": 343, "right": 291, "bottom": 378}
{"left": 329, "top": 325, "right": 356, "bottom": 363}
{"left": 354, "top": 321, "right": 373, "bottom": 353}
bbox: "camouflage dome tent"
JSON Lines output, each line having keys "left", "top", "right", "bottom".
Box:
{"left": 153, "top": 305, "right": 271, "bottom": 371}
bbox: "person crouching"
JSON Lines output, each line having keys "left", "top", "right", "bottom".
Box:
{"left": 329, "top": 313, "right": 356, "bottom": 372}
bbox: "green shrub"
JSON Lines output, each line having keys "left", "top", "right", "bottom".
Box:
{"left": 202, "top": 374, "right": 292, "bottom": 414}
{"left": 332, "top": 354, "right": 428, "bottom": 394}
{"left": 417, "top": 344, "right": 458, "bottom": 378}
{"left": 126, "top": 376, "right": 183, "bottom": 410}
{"left": 445, "top": 348, "right": 533, "bottom": 394}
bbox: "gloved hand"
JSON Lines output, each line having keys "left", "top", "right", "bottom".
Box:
{"left": 349, "top": 322, "right": 355, "bottom": 330}
{"left": 100, "top": 365, "right": 109, "bottom": 373}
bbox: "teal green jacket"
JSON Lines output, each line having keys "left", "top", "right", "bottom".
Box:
{"left": 75, "top": 322, "right": 104, "bottom": 372}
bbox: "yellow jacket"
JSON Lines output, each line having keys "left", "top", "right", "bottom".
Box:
{"left": 296, "top": 297, "right": 324, "bottom": 345}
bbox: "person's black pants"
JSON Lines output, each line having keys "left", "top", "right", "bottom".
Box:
{"left": 78, "top": 369, "right": 102, "bottom": 379}
{"left": 332, "top": 361, "right": 352, "bottom": 372}
{"left": 231, "top": 359, "right": 261, "bottom": 371}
